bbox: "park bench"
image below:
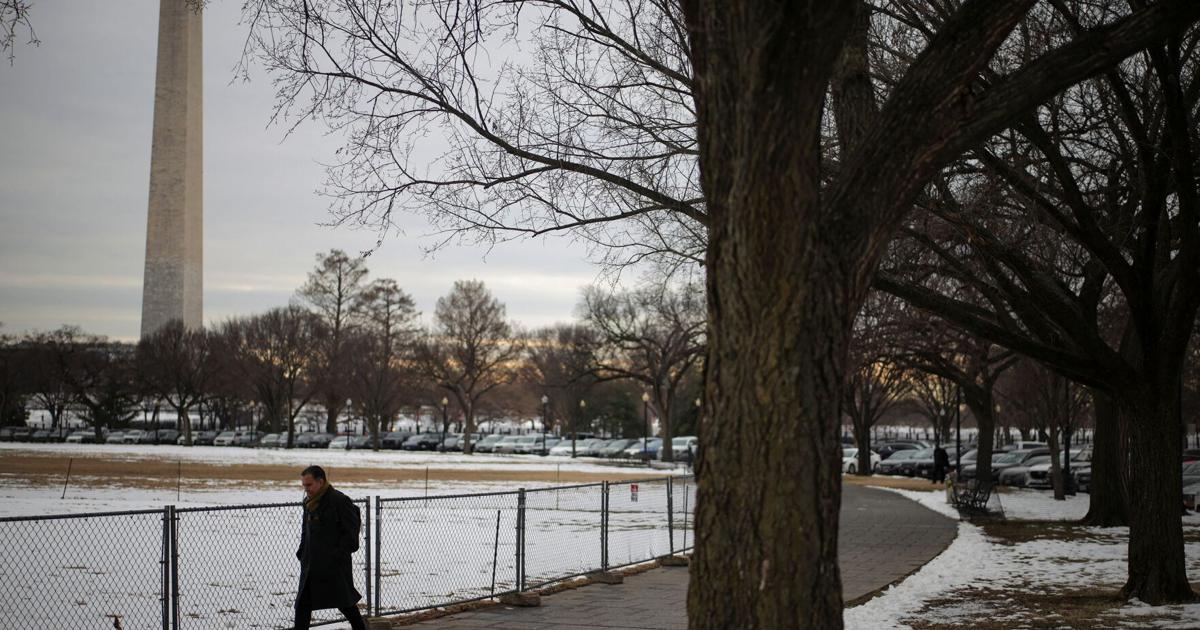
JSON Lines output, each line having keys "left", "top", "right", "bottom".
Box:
{"left": 951, "top": 478, "right": 996, "bottom": 516}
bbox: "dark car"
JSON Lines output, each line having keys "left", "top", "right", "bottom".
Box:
{"left": 402, "top": 433, "right": 443, "bottom": 451}
{"left": 877, "top": 449, "right": 921, "bottom": 475}
{"left": 1074, "top": 466, "right": 1092, "bottom": 493}
{"left": 960, "top": 447, "right": 1050, "bottom": 481}
{"left": 876, "top": 442, "right": 924, "bottom": 460}
{"left": 10, "top": 426, "right": 33, "bottom": 442}
{"left": 381, "top": 431, "right": 414, "bottom": 449}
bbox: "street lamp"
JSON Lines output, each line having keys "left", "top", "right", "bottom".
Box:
{"left": 441, "top": 397, "right": 449, "bottom": 453}
{"left": 540, "top": 395, "right": 550, "bottom": 456}
{"left": 641, "top": 392, "right": 651, "bottom": 464}
{"left": 574, "top": 399, "right": 586, "bottom": 458}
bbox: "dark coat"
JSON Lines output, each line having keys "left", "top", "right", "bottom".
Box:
{"left": 933, "top": 447, "right": 950, "bottom": 471}
{"left": 296, "top": 486, "right": 362, "bottom": 610}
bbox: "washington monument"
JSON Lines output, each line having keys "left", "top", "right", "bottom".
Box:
{"left": 140, "top": 0, "right": 203, "bottom": 337}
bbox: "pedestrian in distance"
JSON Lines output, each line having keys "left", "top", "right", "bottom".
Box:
{"left": 932, "top": 445, "right": 950, "bottom": 484}
{"left": 295, "top": 465, "right": 366, "bottom": 630}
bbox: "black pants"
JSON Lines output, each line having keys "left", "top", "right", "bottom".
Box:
{"left": 294, "top": 586, "right": 366, "bottom": 630}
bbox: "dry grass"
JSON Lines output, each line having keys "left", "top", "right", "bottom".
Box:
{"left": 847, "top": 474, "right": 947, "bottom": 491}
{"left": 0, "top": 452, "right": 659, "bottom": 490}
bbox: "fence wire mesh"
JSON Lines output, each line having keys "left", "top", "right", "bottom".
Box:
{"left": 0, "top": 475, "right": 693, "bottom": 628}
{"left": 522, "top": 483, "right": 605, "bottom": 589}
{"left": 375, "top": 491, "right": 520, "bottom": 615}
{"left": 174, "top": 499, "right": 369, "bottom": 629}
{"left": 672, "top": 476, "right": 697, "bottom": 552}
{"left": 606, "top": 478, "right": 672, "bottom": 568}
{"left": 0, "top": 509, "right": 165, "bottom": 629}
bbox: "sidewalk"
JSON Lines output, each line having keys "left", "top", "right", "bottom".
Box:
{"left": 402, "top": 485, "right": 957, "bottom": 629}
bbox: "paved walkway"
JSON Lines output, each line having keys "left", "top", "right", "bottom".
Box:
{"left": 411, "top": 485, "right": 957, "bottom": 629}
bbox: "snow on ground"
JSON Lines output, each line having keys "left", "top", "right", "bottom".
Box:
{"left": 847, "top": 487, "right": 1200, "bottom": 629}
{"left": 0, "top": 441, "right": 675, "bottom": 474}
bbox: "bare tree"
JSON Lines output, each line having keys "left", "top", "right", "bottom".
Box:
{"left": 65, "top": 339, "right": 139, "bottom": 441}
{"left": 1000, "top": 359, "right": 1090, "bottom": 500}
{"left": 350, "top": 278, "right": 420, "bottom": 450}
{"left": 297, "top": 249, "right": 370, "bottom": 434}
{"left": 25, "top": 326, "right": 86, "bottom": 433}
{"left": 581, "top": 283, "right": 704, "bottom": 463}
{"left": 0, "top": 324, "right": 27, "bottom": 426}
{"left": 844, "top": 293, "right": 911, "bottom": 475}
{"left": 525, "top": 323, "right": 602, "bottom": 455}
{"left": 243, "top": 0, "right": 1200, "bottom": 619}
{"left": 418, "top": 280, "right": 523, "bottom": 454}
{"left": 218, "top": 307, "right": 324, "bottom": 447}
{"left": 137, "top": 320, "right": 215, "bottom": 446}
{"left": 1, "top": 0, "right": 36, "bottom": 64}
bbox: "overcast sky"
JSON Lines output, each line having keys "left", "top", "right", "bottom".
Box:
{"left": 0, "top": 1, "right": 612, "bottom": 340}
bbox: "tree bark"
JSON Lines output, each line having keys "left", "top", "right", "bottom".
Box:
{"left": 1119, "top": 393, "right": 1196, "bottom": 604}
{"left": 963, "top": 394, "right": 996, "bottom": 485}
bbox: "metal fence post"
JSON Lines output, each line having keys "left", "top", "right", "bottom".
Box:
{"left": 517, "top": 488, "right": 527, "bottom": 592}
{"left": 363, "top": 498, "right": 372, "bottom": 617}
{"left": 374, "top": 498, "right": 382, "bottom": 616}
{"left": 161, "top": 506, "right": 171, "bottom": 630}
{"left": 601, "top": 481, "right": 609, "bottom": 571}
{"left": 667, "top": 477, "right": 675, "bottom": 555}
{"left": 168, "top": 505, "right": 179, "bottom": 630}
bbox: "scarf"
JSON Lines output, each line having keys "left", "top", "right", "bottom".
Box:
{"left": 304, "top": 483, "right": 332, "bottom": 513}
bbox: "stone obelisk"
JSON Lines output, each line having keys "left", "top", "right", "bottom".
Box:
{"left": 140, "top": 0, "right": 203, "bottom": 337}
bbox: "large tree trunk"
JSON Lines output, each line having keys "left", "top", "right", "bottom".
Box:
{"left": 684, "top": 3, "right": 854, "bottom": 626}
{"left": 1120, "top": 395, "right": 1196, "bottom": 604}
{"left": 1047, "top": 428, "right": 1064, "bottom": 501}
{"left": 323, "top": 393, "right": 342, "bottom": 435}
{"left": 964, "top": 397, "right": 996, "bottom": 485}
{"left": 1082, "top": 392, "right": 1130, "bottom": 526}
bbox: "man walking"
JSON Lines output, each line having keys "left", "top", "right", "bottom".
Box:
{"left": 295, "top": 465, "right": 366, "bottom": 630}
{"left": 932, "top": 445, "right": 950, "bottom": 484}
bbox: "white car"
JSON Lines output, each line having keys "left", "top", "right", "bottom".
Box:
{"left": 548, "top": 438, "right": 599, "bottom": 456}
{"left": 213, "top": 431, "right": 245, "bottom": 446}
{"left": 668, "top": 436, "right": 698, "bottom": 461}
{"left": 1025, "top": 449, "right": 1092, "bottom": 489}
{"left": 122, "top": 429, "right": 146, "bottom": 444}
{"left": 842, "top": 448, "right": 881, "bottom": 474}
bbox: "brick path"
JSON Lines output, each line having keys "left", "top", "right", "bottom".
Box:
{"left": 408, "top": 484, "right": 957, "bottom": 629}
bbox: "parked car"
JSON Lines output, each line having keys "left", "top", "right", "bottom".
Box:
{"left": 175, "top": 430, "right": 218, "bottom": 446}
{"left": 509, "top": 435, "right": 542, "bottom": 454}
{"left": 599, "top": 438, "right": 638, "bottom": 457}
{"left": 492, "top": 435, "right": 526, "bottom": 454}
{"left": 998, "top": 455, "right": 1052, "bottom": 487}
{"left": 105, "top": 431, "right": 126, "bottom": 444}
{"left": 139, "top": 429, "right": 180, "bottom": 445}
{"left": 548, "top": 437, "right": 600, "bottom": 457}
{"left": 401, "top": 433, "right": 443, "bottom": 451}
{"left": 1025, "top": 449, "right": 1092, "bottom": 489}
{"left": 213, "top": 431, "right": 247, "bottom": 446}
{"left": 473, "top": 434, "right": 507, "bottom": 453}
{"left": 381, "top": 431, "right": 414, "bottom": 450}
{"left": 996, "top": 440, "right": 1047, "bottom": 453}
{"left": 668, "top": 436, "right": 698, "bottom": 462}
{"left": 877, "top": 449, "right": 921, "bottom": 475}
{"left": 960, "top": 447, "right": 1050, "bottom": 480}
{"left": 348, "top": 435, "right": 373, "bottom": 449}
{"left": 1183, "top": 449, "right": 1200, "bottom": 464}
{"left": 308, "top": 433, "right": 336, "bottom": 449}
{"left": 30, "top": 429, "right": 57, "bottom": 443}
{"left": 9, "top": 426, "right": 32, "bottom": 442}
{"left": 622, "top": 438, "right": 662, "bottom": 460}
{"left": 65, "top": 429, "right": 101, "bottom": 444}
{"left": 259, "top": 433, "right": 282, "bottom": 448}
{"left": 876, "top": 442, "right": 924, "bottom": 460}
{"left": 841, "top": 447, "right": 881, "bottom": 474}
{"left": 120, "top": 429, "right": 146, "bottom": 444}
{"left": 910, "top": 446, "right": 966, "bottom": 479}
{"left": 1074, "top": 466, "right": 1092, "bottom": 493}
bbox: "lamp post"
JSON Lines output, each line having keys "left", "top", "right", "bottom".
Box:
{"left": 441, "top": 397, "right": 449, "bottom": 453}
{"left": 344, "top": 400, "right": 352, "bottom": 451}
{"left": 574, "top": 399, "right": 585, "bottom": 458}
{"left": 954, "top": 386, "right": 962, "bottom": 475}
{"left": 540, "top": 395, "right": 549, "bottom": 456}
{"left": 641, "top": 392, "right": 651, "bottom": 463}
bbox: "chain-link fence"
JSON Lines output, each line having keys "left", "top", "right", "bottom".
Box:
{"left": 0, "top": 475, "right": 693, "bottom": 628}
{"left": 174, "top": 499, "right": 370, "bottom": 629}
{"left": 0, "top": 508, "right": 167, "bottom": 629}
{"left": 374, "top": 490, "right": 520, "bottom": 615}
